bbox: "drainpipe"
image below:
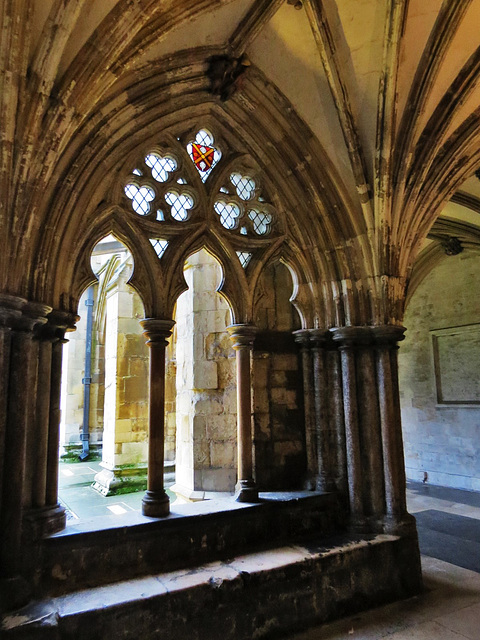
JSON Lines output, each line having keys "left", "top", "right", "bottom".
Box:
{"left": 80, "top": 286, "right": 94, "bottom": 460}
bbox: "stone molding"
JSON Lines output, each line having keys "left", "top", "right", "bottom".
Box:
{"left": 227, "top": 324, "right": 258, "bottom": 349}
{"left": 140, "top": 318, "right": 175, "bottom": 346}
{"left": 0, "top": 294, "right": 51, "bottom": 333}
{"left": 331, "top": 325, "right": 406, "bottom": 348}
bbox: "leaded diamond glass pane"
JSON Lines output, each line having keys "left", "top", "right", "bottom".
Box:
{"left": 236, "top": 252, "right": 252, "bottom": 268}
{"left": 248, "top": 209, "right": 272, "bottom": 235}
{"left": 165, "top": 191, "right": 194, "bottom": 221}
{"left": 132, "top": 168, "right": 142, "bottom": 176}
{"left": 124, "top": 184, "right": 155, "bottom": 216}
{"left": 145, "top": 154, "right": 177, "bottom": 182}
{"left": 214, "top": 200, "right": 241, "bottom": 230}
{"left": 149, "top": 239, "right": 169, "bottom": 259}
{"left": 230, "top": 173, "right": 256, "bottom": 201}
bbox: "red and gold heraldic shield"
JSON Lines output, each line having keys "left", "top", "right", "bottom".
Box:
{"left": 191, "top": 143, "right": 215, "bottom": 171}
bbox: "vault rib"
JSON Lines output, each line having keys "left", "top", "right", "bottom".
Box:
{"left": 228, "top": 0, "right": 285, "bottom": 56}
{"left": 393, "top": 0, "right": 472, "bottom": 192}
{"left": 304, "top": 0, "right": 374, "bottom": 229}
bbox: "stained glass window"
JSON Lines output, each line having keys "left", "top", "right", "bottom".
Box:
{"left": 231, "top": 173, "right": 255, "bottom": 201}
{"left": 124, "top": 184, "right": 156, "bottom": 216}
{"left": 149, "top": 239, "right": 169, "bottom": 259}
{"left": 187, "top": 130, "right": 221, "bottom": 182}
{"left": 145, "top": 154, "right": 177, "bottom": 182}
{"left": 236, "top": 252, "right": 252, "bottom": 268}
{"left": 248, "top": 209, "right": 272, "bottom": 235}
{"left": 165, "top": 191, "right": 194, "bottom": 221}
{"left": 214, "top": 200, "right": 241, "bottom": 230}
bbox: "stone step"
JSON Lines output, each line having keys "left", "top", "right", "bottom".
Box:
{"left": 34, "top": 492, "right": 340, "bottom": 598}
{"left": 2, "top": 533, "right": 422, "bottom": 640}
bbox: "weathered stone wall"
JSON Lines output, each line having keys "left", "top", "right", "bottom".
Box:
{"left": 253, "top": 263, "right": 305, "bottom": 490}
{"left": 399, "top": 251, "right": 480, "bottom": 490}
{"left": 174, "top": 250, "right": 236, "bottom": 495}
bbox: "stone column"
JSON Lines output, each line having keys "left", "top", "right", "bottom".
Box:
{"left": 331, "top": 327, "right": 367, "bottom": 526}
{"left": 310, "top": 329, "right": 333, "bottom": 491}
{"left": 373, "top": 325, "right": 414, "bottom": 533}
{"left": 293, "top": 330, "right": 317, "bottom": 489}
{"left": 0, "top": 297, "right": 50, "bottom": 576}
{"left": 227, "top": 324, "right": 258, "bottom": 502}
{"left": 26, "top": 311, "right": 76, "bottom": 539}
{"left": 141, "top": 318, "right": 175, "bottom": 517}
{"left": 0, "top": 295, "right": 23, "bottom": 537}
{"left": 332, "top": 325, "right": 416, "bottom": 534}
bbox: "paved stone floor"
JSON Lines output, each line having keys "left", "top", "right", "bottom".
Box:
{"left": 58, "top": 465, "right": 480, "bottom": 639}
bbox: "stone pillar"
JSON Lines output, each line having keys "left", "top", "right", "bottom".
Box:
{"left": 227, "top": 324, "right": 258, "bottom": 502}
{"left": 0, "top": 295, "right": 23, "bottom": 539}
{"left": 326, "top": 344, "right": 347, "bottom": 494}
{"left": 23, "top": 311, "right": 76, "bottom": 540}
{"left": 331, "top": 325, "right": 415, "bottom": 534}
{"left": 172, "top": 251, "right": 237, "bottom": 502}
{"left": 332, "top": 327, "right": 373, "bottom": 528}
{"left": 373, "top": 325, "right": 414, "bottom": 533}
{"left": 0, "top": 296, "right": 50, "bottom": 577}
{"left": 141, "top": 318, "right": 175, "bottom": 517}
{"left": 293, "top": 330, "right": 317, "bottom": 489}
{"left": 310, "top": 329, "right": 333, "bottom": 491}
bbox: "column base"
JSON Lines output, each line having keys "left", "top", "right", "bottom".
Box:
{"left": 142, "top": 490, "right": 170, "bottom": 517}
{"left": 23, "top": 504, "right": 66, "bottom": 540}
{"left": 92, "top": 463, "right": 147, "bottom": 497}
{"left": 234, "top": 480, "right": 259, "bottom": 503}
{"left": 170, "top": 483, "right": 206, "bottom": 503}
{"left": 383, "top": 512, "right": 418, "bottom": 536}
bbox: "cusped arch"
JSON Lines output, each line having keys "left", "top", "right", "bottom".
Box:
{"left": 54, "top": 205, "right": 163, "bottom": 317}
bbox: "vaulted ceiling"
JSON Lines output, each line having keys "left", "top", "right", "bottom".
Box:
{"left": 1, "top": 0, "right": 479, "bottom": 322}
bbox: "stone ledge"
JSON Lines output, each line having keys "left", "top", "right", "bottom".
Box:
{"left": 2, "top": 534, "right": 422, "bottom": 640}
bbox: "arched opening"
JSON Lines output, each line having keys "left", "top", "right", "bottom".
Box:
{"left": 58, "top": 235, "right": 152, "bottom": 520}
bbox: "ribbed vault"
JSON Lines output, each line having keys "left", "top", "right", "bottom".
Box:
{"left": 1, "top": 0, "right": 480, "bottom": 327}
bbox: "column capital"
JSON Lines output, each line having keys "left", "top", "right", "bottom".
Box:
{"left": 309, "top": 328, "right": 330, "bottom": 348}
{"left": 0, "top": 295, "right": 51, "bottom": 333}
{"left": 293, "top": 329, "right": 311, "bottom": 348}
{"left": 0, "top": 294, "right": 24, "bottom": 328}
{"left": 331, "top": 325, "right": 406, "bottom": 349}
{"left": 227, "top": 324, "right": 258, "bottom": 349}
{"left": 35, "top": 309, "right": 79, "bottom": 342}
{"left": 371, "top": 324, "right": 406, "bottom": 346}
{"left": 140, "top": 318, "right": 175, "bottom": 346}
{"left": 331, "top": 325, "right": 373, "bottom": 348}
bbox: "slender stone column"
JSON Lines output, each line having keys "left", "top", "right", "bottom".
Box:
{"left": 23, "top": 311, "right": 76, "bottom": 539}
{"left": 227, "top": 324, "right": 258, "bottom": 502}
{"left": 0, "top": 299, "right": 50, "bottom": 576}
{"left": 326, "top": 345, "right": 347, "bottom": 493}
{"left": 331, "top": 327, "right": 364, "bottom": 523}
{"left": 373, "top": 325, "right": 414, "bottom": 533}
{"left": 293, "top": 330, "right": 317, "bottom": 489}
{"left": 45, "top": 330, "right": 69, "bottom": 509}
{"left": 31, "top": 337, "right": 52, "bottom": 508}
{"left": 0, "top": 295, "right": 23, "bottom": 535}
{"left": 310, "top": 329, "right": 332, "bottom": 491}
{"left": 140, "top": 318, "right": 175, "bottom": 517}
